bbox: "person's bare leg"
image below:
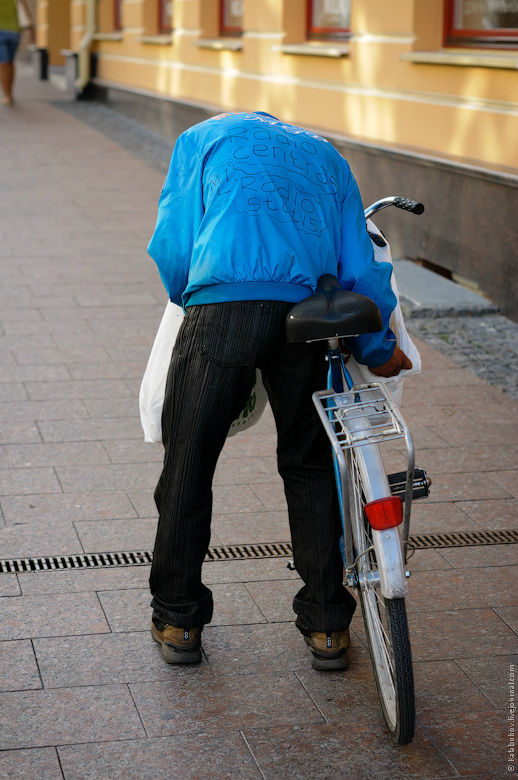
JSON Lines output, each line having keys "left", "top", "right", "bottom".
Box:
{"left": 0, "top": 62, "right": 15, "bottom": 105}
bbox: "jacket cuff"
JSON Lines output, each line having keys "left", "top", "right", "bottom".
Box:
{"left": 348, "top": 330, "right": 396, "bottom": 367}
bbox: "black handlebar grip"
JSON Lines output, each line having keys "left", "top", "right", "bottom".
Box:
{"left": 394, "top": 197, "right": 425, "bottom": 215}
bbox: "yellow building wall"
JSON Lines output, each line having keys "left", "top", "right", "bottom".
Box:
{"left": 52, "top": 0, "right": 518, "bottom": 168}
{"left": 36, "top": 0, "right": 71, "bottom": 65}
{"left": 36, "top": 0, "right": 48, "bottom": 50}
{"left": 70, "top": 0, "right": 86, "bottom": 50}
{"left": 47, "top": 0, "right": 70, "bottom": 66}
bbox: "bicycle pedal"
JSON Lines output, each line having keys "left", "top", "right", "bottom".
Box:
{"left": 388, "top": 469, "right": 431, "bottom": 500}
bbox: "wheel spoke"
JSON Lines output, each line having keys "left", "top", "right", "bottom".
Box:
{"left": 364, "top": 590, "right": 394, "bottom": 675}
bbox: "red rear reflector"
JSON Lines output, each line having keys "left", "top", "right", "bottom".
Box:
{"left": 364, "top": 496, "right": 403, "bottom": 530}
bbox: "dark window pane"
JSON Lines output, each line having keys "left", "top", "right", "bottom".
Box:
{"left": 222, "top": 0, "right": 243, "bottom": 32}
{"left": 160, "top": 0, "right": 173, "bottom": 32}
{"left": 114, "top": 0, "right": 122, "bottom": 30}
{"left": 310, "top": 0, "right": 351, "bottom": 32}
{"left": 452, "top": 0, "right": 518, "bottom": 31}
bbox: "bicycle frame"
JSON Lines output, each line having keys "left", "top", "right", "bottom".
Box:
{"left": 325, "top": 338, "right": 355, "bottom": 574}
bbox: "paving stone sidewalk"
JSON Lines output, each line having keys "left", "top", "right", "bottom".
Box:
{"left": 0, "top": 69, "right": 517, "bottom": 778}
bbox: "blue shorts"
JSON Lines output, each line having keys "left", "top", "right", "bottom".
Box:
{"left": 0, "top": 30, "right": 21, "bottom": 63}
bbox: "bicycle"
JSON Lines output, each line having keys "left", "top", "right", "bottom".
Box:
{"left": 286, "top": 195, "right": 429, "bottom": 746}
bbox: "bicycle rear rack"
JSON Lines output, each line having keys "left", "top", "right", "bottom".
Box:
{"left": 314, "top": 383, "right": 409, "bottom": 449}
{"left": 313, "top": 383, "right": 416, "bottom": 552}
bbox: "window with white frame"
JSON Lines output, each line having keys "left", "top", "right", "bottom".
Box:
{"left": 445, "top": 0, "right": 518, "bottom": 47}
{"left": 307, "top": 0, "right": 351, "bottom": 39}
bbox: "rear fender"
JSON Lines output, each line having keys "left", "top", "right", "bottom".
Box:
{"left": 372, "top": 527, "right": 407, "bottom": 598}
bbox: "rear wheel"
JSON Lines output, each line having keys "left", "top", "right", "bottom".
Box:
{"left": 346, "top": 446, "right": 415, "bottom": 745}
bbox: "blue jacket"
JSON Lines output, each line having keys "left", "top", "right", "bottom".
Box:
{"left": 148, "top": 111, "right": 397, "bottom": 366}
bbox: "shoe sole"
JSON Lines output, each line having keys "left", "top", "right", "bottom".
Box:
{"left": 310, "top": 651, "right": 349, "bottom": 671}
{"left": 304, "top": 636, "right": 350, "bottom": 671}
{"left": 151, "top": 623, "right": 202, "bottom": 665}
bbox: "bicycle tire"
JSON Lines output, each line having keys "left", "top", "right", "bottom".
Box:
{"left": 346, "top": 445, "right": 415, "bottom": 745}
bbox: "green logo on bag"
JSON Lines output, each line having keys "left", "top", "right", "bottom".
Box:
{"left": 229, "top": 371, "right": 266, "bottom": 435}
{"left": 240, "top": 390, "right": 257, "bottom": 419}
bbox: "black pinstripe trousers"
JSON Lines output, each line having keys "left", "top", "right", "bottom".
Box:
{"left": 150, "top": 301, "right": 357, "bottom": 633}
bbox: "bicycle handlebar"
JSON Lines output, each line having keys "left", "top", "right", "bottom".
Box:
{"left": 393, "top": 196, "right": 425, "bottom": 215}
{"left": 364, "top": 196, "right": 425, "bottom": 220}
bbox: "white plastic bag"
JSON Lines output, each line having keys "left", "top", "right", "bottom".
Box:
{"left": 345, "top": 220, "right": 421, "bottom": 406}
{"left": 139, "top": 302, "right": 184, "bottom": 443}
{"left": 139, "top": 301, "right": 268, "bottom": 443}
{"left": 15, "top": 0, "right": 32, "bottom": 28}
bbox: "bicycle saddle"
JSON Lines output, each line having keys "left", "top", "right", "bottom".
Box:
{"left": 286, "top": 274, "right": 382, "bottom": 343}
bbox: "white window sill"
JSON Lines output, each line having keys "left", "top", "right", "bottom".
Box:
{"left": 93, "top": 33, "right": 123, "bottom": 42}
{"left": 140, "top": 34, "right": 173, "bottom": 45}
{"left": 277, "top": 42, "right": 349, "bottom": 58}
{"left": 196, "top": 38, "right": 243, "bottom": 51}
{"left": 401, "top": 49, "right": 518, "bottom": 70}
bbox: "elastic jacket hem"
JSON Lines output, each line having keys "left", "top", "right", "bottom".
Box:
{"left": 185, "top": 281, "right": 313, "bottom": 308}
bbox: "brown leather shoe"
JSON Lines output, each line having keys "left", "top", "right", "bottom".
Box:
{"left": 304, "top": 629, "right": 350, "bottom": 671}
{"left": 151, "top": 619, "right": 202, "bottom": 664}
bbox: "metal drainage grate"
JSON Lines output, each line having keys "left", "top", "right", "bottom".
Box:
{"left": 207, "top": 542, "right": 293, "bottom": 561}
{"left": 0, "top": 531, "right": 516, "bottom": 574}
{"left": 0, "top": 551, "right": 153, "bottom": 574}
{"left": 409, "top": 529, "right": 518, "bottom": 550}
{"left": 0, "top": 543, "right": 293, "bottom": 574}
